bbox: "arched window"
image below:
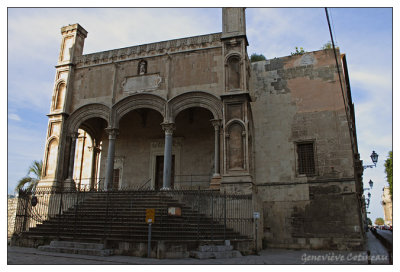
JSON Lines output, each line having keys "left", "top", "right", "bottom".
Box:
{"left": 45, "top": 138, "right": 59, "bottom": 177}
{"left": 55, "top": 83, "right": 66, "bottom": 110}
{"left": 227, "top": 56, "right": 241, "bottom": 90}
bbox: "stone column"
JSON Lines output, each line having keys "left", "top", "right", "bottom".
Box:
{"left": 89, "top": 145, "right": 101, "bottom": 190}
{"left": 211, "top": 119, "right": 222, "bottom": 177}
{"left": 210, "top": 120, "right": 222, "bottom": 189}
{"left": 64, "top": 132, "right": 79, "bottom": 189}
{"left": 161, "top": 122, "right": 175, "bottom": 189}
{"left": 104, "top": 128, "right": 119, "bottom": 191}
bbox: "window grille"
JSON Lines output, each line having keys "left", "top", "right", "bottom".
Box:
{"left": 297, "top": 142, "right": 315, "bottom": 175}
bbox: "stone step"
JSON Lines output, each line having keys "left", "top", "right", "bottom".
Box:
{"left": 198, "top": 244, "right": 233, "bottom": 252}
{"left": 49, "top": 240, "right": 105, "bottom": 250}
{"left": 38, "top": 242, "right": 113, "bottom": 256}
{"left": 190, "top": 250, "right": 242, "bottom": 259}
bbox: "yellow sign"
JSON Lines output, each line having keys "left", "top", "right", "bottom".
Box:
{"left": 145, "top": 208, "right": 155, "bottom": 224}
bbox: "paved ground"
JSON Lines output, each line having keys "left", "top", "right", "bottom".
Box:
{"left": 376, "top": 229, "right": 393, "bottom": 245}
{"left": 7, "top": 232, "right": 391, "bottom": 265}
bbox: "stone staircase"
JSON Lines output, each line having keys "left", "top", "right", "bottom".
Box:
{"left": 15, "top": 190, "right": 252, "bottom": 257}
{"left": 190, "top": 243, "right": 242, "bottom": 259}
{"left": 38, "top": 240, "right": 113, "bottom": 256}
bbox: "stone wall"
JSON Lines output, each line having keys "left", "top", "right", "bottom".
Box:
{"left": 8, "top": 198, "right": 18, "bottom": 240}
{"left": 250, "top": 50, "right": 363, "bottom": 250}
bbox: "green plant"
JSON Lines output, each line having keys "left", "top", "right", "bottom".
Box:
{"left": 384, "top": 151, "right": 392, "bottom": 199}
{"left": 250, "top": 53, "right": 266, "bottom": 62}
{"left": 15, "top": 160, "right": 43, "bottom": 192}
{"left": 291, "top": 46, "right": 305, "bottom": 56}
{"left": 374, "top": 217, "right": 384, "bottom": 226}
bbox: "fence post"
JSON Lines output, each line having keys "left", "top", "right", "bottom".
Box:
{"left": 57, "top": 190, "right": 63, "bottom": 239}
{"left": 224, "top": 189, "right": 226, "bottom": 241}
{"left": 197, "top": 186, "right": 200, "bottom": 241}
{"left": 211, "top": 191, "right": 214, "bottom": 241}
{"left": 73, "top": 189, "right": 79, "bottom": 239}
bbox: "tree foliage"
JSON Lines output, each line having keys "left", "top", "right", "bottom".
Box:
{"left": 367, "top": 218, "right": 372, "bottom": 226}
{"left": 384, "top": 151, "right": 393, "bottom": 199}
{"left": 375, "top": 217, "right": 384, "bottom": 226}
{"left": 15, "top": 160, "right": 43, "bottom": 192}
{"left": 250, "top": 53, "right": 266, "bottom": 62}
{"left": 291, "top": 46, "right": 305, "bottom": 56}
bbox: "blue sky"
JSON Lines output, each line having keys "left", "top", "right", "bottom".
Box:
{"left": 6, "top": 7, "right": 394, "bottom": 223}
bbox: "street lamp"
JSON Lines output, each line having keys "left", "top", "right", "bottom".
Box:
{"left": 363, "top": 150, "right": 379, "bottom": 169}
{"left": 364, "top": 179, "right": 373, "bottom": 191}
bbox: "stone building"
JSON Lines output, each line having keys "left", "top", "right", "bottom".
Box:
{"left": 37, "top": 8, "right": 365, "bottom": 250}
{"left": 382, "top": 187, "right": 392, "bottom": 226}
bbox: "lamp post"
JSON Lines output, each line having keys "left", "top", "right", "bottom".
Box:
{"left": 363, "top": 150, "right": 379, "bottom": 169}
{"left": 363, "top": 178, "right": 373, "bottom": 231}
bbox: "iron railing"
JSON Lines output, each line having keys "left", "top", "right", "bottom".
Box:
{"left": 13, "top": 186, "right": 254, "bottom": 243}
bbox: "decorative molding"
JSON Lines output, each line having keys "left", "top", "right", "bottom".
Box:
{"left": 74, "top": 33, "right": 222, "bottom": 68}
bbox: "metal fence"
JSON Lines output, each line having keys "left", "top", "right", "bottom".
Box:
{"left": 13, "top": 186, "right": 254, "bottom": 243}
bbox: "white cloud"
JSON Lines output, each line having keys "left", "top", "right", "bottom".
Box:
{"left": 8, "top": 113, "right": 21, "bottom": 121}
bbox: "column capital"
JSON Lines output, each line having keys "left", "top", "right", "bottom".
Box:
{"left": 105, "top": 128, "right": 119, "bottom": 139}
{"left": 210, "top": 119, "right": 222, "bottom": 130}
{"left": 161, "top": 122, "right": 175, "bottom": 135}
{"left": 88, "top": 146, "right": 101, "bottom": 153}
{"left": 69, "top": 132, "right": 79, "bottom": 139}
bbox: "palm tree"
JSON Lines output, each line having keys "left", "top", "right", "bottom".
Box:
{"left": 15, "top": 160, "right": 43, "bottom": 192}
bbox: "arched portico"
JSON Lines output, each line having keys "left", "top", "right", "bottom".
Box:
{"left": 64, "top": 104, "right": 110, "bottom": 189}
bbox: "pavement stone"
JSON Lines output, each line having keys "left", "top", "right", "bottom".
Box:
{"left": 6, "top": 232, "right": 392, "bottom": 265}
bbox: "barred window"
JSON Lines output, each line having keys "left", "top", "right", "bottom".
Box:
{"left": 297, "top": 142, "right": 315, "bottom": 175}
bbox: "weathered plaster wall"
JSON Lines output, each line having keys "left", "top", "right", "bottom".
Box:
{"left": 250, "top": 50, "right": 362, "bottom": 250}
{"left": 8, "top": 198, "right": 18, "bottom": 240}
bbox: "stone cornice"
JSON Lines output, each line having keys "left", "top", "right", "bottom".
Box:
{"left": 74, "top": 32, "right": 222, "bottom": 68}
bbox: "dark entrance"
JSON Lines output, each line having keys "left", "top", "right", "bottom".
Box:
{"left": 155, "top": 155, "right": 175, "bottom": 190}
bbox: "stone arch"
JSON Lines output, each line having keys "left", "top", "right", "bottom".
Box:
{"left": 168, "top": 91, "right": 222, "bottom": 122}
{"left": 43, "top": 136, "right": 59, "bottom": 177}
{"left": 67, "top": 103, "right": 110, "bottom": 134}
{"left": 112, "top": 93, "right": 166, "bottom": 128}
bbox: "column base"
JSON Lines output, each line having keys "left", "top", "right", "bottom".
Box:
{"left": 63, "top": 178, "right": 77, "bottom": 191}
{"left": 210, "top": 175, "right": 222, "bottom": 189}
{"left": 160, "top": 187, "right": 171, "bottom": 191}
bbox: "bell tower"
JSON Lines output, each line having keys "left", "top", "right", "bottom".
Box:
{"left": 220, "top": 8, "right": 254, "bottom": 194}
{"left": 38, "top": 24, "right": 88, "bottom": 189}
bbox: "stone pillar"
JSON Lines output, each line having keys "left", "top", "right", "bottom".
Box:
{"left": 64, "top": 132, "right": 79, "bottom": 189}
{"left": 210, "top": 120, "right": 222, "bottom": 189}
{"left": 89, "top": 145, "right": 101, "bottom": 190}
{"left": 161, "top": 123, "right": 175, "bottom": 189}
{"left": 104, "top": 128, "right": 119, "bottom": 191}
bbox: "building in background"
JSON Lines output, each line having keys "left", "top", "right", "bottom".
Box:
{"left": 382, "top": 186, "right": 393, "bottom": 226}
{"left": 33, "top": 8, "right": 365, "bottom": 251}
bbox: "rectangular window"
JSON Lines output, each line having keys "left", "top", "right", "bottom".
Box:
{"left": 297, "top": 142, "right": 315, "bottom": 175}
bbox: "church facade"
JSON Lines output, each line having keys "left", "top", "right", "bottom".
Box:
{"left": 38, "top": 8, "right": 365, "bottom": 250}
